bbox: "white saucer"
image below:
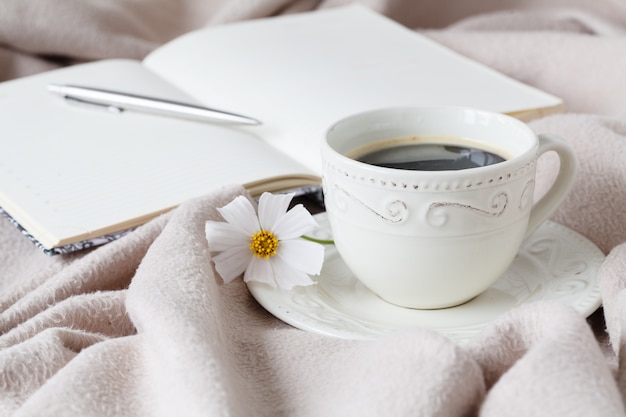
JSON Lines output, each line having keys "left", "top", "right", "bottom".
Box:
{"left": 247, "top": 213, "right": 604, "bottom": 343}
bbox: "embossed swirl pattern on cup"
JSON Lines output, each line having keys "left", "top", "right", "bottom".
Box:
{"left": 329, "top": 179, "right": 535, "bottom": 227}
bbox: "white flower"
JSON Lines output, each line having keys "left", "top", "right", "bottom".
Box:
{"left": 205, "top": 192, "right": 325, "bottom": 290}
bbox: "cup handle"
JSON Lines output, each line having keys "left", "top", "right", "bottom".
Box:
{"left": 524, "top": 133, "right": 577, "bottom": 239}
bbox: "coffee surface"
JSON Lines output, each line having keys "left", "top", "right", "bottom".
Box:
{"left": 355, "top": 142, "right": 506, "bottom": 171}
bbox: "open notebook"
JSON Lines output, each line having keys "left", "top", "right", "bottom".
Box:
{"left": 0, "top": 5, "right": 563, "bottom": 254}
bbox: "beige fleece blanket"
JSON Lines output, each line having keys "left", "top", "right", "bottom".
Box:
{"left": 2, "top": 0, "right": 626, "bottom": 416}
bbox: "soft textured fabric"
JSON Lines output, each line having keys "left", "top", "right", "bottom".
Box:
{"left": 2, "top": 1, "right": 626, "bottom": 416}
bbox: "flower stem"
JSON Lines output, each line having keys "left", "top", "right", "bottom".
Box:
{"left": 301, "top": 235, "right": 335, "bottom": 245}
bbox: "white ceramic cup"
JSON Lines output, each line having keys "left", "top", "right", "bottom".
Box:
{"left": 321, "top": 106, "right": 576, "bottom": 309}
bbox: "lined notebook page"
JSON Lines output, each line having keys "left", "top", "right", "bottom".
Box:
{"left": 144, "top": 5, "right": 563, "bottom": 173}
{"left": 0, "top": 61, "right": 315, "bottom": 248}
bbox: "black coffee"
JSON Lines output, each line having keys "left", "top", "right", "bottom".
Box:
{"left": 356, "top": 142, "right": 506, "bottom": 171}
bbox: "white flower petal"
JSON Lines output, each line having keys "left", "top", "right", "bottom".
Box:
{"left": 205, "top": 221, "right": 250, "bottom": 252}
{"left": 277, "top": 238, "right": 325, "bottom": 275}
{"left": 244, "top": 256, "right": 276, "bottom": 286}
{"left": 258, "top": 192, "right": 294, "bottom": 230}
{"left": 212, "top": 246, "right": 252, "bottom": 283}
{"left": 273, "top": 204, "right": 318, "bottom": 240}
{"left": 206, "top": 192, "right": 324, "bottom": 290}
{"left": 270, "top": 255, "right": 316, "bottom": 289}
{"left": 217, "top": 195, "right": 260, "bottom": 235}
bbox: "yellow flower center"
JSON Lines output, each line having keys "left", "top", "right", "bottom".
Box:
{"left": 250, "top": 230, "right": 279, "bottom": 259}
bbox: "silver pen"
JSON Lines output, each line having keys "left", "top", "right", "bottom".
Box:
{"left": 48, "top": 84, "right": 261, "bottom": 126}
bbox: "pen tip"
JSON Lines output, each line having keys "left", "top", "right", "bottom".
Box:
{"left": 238, "top": 117, "right": 262, "bottom": 125}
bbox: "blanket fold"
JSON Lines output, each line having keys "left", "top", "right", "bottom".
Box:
{"left": 468, "top": 301, "right": 624, "bottom": 416}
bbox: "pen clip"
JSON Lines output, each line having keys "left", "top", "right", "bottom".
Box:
{"left": 64, "top": 96, "right": 125, "bottom": 114}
